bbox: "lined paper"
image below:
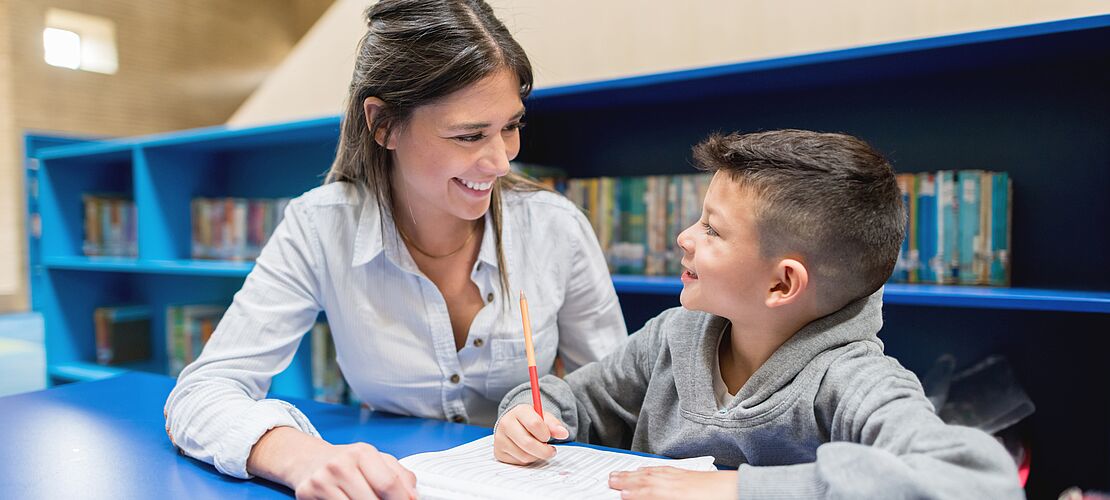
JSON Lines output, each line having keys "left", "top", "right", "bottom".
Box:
{"left": 399, "top": 435, "right": 716, "bottom": 500}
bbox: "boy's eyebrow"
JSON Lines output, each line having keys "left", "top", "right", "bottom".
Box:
{"left": 446, "top": 108, "right": 526, "bottom": 131}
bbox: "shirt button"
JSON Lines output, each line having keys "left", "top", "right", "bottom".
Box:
{"left": 451, "top": 415, "right": 466, "bottom": 423}
{"left": 486, "top": 292, "right": 494, "bottom": 303}
{"left": 449, "top": 374, "right": 461, "bottom": 384}
{"left": 472, "top": 338, "right": 484, "bottom": 348}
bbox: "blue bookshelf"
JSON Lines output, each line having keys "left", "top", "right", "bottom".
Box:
{"left": 25, "top": 15, "right": 1109, "bottom": 497}
{"left": 612, "top": 276, "right": 1110, "bottom": 314}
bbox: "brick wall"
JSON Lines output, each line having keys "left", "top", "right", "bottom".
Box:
{"left": 0, "top": 0, "right": 332, "bottom": 311}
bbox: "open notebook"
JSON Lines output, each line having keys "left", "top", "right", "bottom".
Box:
{"left": 399, "top": 435, "right": 716, "bottom": 500}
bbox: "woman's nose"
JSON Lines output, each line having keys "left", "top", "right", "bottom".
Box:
{"left": 478, "top": 135, "right": 511, "bottom": 177}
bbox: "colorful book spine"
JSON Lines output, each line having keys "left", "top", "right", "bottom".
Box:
{"left": 311, "top": 322, "right": 348, "bottom": 404}
{"left": 166, "top": 303, "right": 227, "bottom": 376}
{"left": 916, "top": 173, "right": 939, "bottom": 283}
{"left": 938, "top": 171, "right": 960, "bottom": 284}
{"left": 989, "top": 172, "right": 1012, "bottom": 286}
{"left": 957, "top": 170, "right": 983, "bottom": 284}
{"left": 894, "top": 174, "right": 918, "bottom": 282}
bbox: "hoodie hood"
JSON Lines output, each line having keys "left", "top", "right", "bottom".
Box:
{"left": 671, "top": 287, "right": 886, "bottom": 422}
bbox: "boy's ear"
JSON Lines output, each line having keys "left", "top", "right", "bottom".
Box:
{"left": 363, "top": 97, "right": 395, "bottom": 150}
{"left": 766, "top": 258, "right": 808, "bottom": 308}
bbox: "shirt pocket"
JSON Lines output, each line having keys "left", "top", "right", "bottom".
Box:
{"left": 483, "top": 320, "right": 558, "bottom": 401}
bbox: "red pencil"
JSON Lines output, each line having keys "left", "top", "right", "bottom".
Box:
{"left": 519, "top": 291, "right": 543, "bottom": 418}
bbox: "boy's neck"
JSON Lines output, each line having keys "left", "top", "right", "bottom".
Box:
{"left": 718, "top": 313, "right": 815, "bottom": 395}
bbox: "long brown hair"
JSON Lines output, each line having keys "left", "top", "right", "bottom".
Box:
{"left": 326, "top": 0, "right": 549, "bottom": 298}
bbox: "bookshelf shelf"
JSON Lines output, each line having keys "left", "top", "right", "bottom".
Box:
{"left": 42, "top": 256, "right": 255, "bottom": 277}
{"left": 612, "top": 276, "right": 1110, "bottom": 314}
{"left": 25, "top": 15, "right": 1109, "bottom": 497}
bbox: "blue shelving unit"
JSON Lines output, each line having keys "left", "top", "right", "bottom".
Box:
{"left": 25, "top": 15, "right": 1109, "bottom": 497}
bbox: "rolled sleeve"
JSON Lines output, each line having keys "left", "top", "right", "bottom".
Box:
{"left": 213, "top": 399, "right": 320, "bottom": 479}
{"left": 164, "top": 199, "right": 325, "bottom": 479}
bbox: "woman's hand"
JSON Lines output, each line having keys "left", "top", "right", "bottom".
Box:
{"left": 247, "top": 426, "right": 417, "bottom": 499}
{"left": 609, "top": 467, "right": 737, "bottom": 499}
{"left": 493, "top": 404, "right": 570, "bottom": 465}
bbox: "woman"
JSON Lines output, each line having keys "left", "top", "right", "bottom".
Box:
{"left": 164, "top": 1, "right": 627, "bottom": 497}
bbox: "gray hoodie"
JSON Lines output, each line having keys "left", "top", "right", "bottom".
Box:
{"left": 499, "top": 290, "right": 1023, "bottom": 499}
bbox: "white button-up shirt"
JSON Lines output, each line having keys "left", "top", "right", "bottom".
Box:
{"left": 165, "top": 182, "right": 627, "bottom": 478}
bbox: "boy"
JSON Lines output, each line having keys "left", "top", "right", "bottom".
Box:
{"left": 494, "top": 130, "right": 1022, "bottom": 499}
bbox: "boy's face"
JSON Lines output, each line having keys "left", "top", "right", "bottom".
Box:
{"left": 676, "top": 172, "right": 776, "bottom": 321}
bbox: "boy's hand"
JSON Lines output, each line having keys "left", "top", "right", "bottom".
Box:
{"left": 493, "top": 404, "right": 570, "bottom": 465}
{"left": 609, "top": 467, "right": 737, "bottom": 499}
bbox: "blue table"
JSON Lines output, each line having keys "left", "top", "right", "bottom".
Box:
{"left": 0, "top": 372, "right": 493, "bottom": 499}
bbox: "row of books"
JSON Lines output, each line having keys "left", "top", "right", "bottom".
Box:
{"left": 893, "top": 170, "right": 1012, "bottom": 286}
{"left": 562, "top": 174, "right": 712, "bottom": 275}
{"left": 83, "top": 194, "right": 138, "bottom": 257}
{"left": 191, "top": 197, "right": 291, "bottom": 261}
{"left": 166, "top": 303, "right": 228, "bottom": 376}
{"left": 94, "top": 302, "right": 348, "bottom": 403}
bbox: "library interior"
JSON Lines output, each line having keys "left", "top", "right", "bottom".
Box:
{"left": 1, "top": 1, "right": 1107, "bottom": 499}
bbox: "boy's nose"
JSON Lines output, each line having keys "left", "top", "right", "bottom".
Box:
{"left": 676, "top": 225, "right": 694, "bottom": 254}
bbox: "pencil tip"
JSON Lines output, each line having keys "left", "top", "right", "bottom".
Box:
{"left": 520, "top": 290, "right": 525, "bottom": 300}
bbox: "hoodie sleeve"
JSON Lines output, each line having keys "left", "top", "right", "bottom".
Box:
{"left": 498, "top": 311, "right": 669, "bottom": 448}
{"left": 737, "top": 349, "right": 1024, "bottom": 499}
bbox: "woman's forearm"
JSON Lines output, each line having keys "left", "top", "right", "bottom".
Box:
{"left": 247, "top": 426, "right": 331, "bottom": 488}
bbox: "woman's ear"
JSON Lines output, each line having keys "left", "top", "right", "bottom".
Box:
{"left": 766, "top": 258, "right": 808, "bottom": 308}
{"left": 363, "top": 97, "right": 394, "bottom": 149}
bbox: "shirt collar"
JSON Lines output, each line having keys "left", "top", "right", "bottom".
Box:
{"left": 351, "top": 183, "right": 386, "bottom": 267}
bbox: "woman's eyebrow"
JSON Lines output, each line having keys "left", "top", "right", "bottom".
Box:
{"left": 446, "top": 109, "right": 526, "bottom": 131}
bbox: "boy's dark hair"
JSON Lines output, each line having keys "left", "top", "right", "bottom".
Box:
{"left": 692, "top": 129, "right": 905, "bottom": 310}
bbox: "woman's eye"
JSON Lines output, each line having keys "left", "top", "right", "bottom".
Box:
{"left": 505, "top": 121, "right": 526, "bottom": 132}
{"left": 455, "top": 133, "right": 485, "bottom": 143}
{"left": 702, "top": 222, "right": 718, "bottom": 237}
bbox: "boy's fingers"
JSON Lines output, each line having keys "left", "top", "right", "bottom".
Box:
{"left": 519, "top": 411, "right": 552, "bottom": 443}
{"left": 543, "top": 414, "right": 569, "bottom": 440}
{"left": 507, "top": 419, "right": 557, "bottom": 461}
{"left": 495, "top": 428, "right": 540, "bottom": 465}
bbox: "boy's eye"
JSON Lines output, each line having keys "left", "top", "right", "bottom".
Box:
{"left": 701, "top": 222, "right": 719, "bottom": 237}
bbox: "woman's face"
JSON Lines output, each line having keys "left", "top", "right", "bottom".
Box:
{"left": 386, "top": 68, "right": 526, "bottom": 222}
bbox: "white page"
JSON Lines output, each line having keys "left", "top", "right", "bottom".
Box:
{"left": 399, "top": 435, "right": 716, "bottom": 500}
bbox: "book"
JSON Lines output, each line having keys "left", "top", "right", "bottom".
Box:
{"left": 82, "top": 194, "right": 137, "bottom": 257}
{"left": 936, "top": 171, "right": 960, "bottom": 283}
{"left": 957, "top": 170, "right": 983, "bottom": 284}
{"left": 399, "top": 435, "right": 716, "bottom": 500}
{"left": 989, "top": 172, "right": 1012, "bottom": 286}
{"left": 916, "top": 173, "right": 939, "bottom": 283}
{"left": 166, "top": 303, "right": 227, "bottom": 376}
{"left": 311, "top": 322, "right": 348, "bottom": 403}
{"left": 93, "top": 305, "right": 152, "bottom": 365}
{"left": 894, "top": 173, "right": 918, "bottom": 282}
